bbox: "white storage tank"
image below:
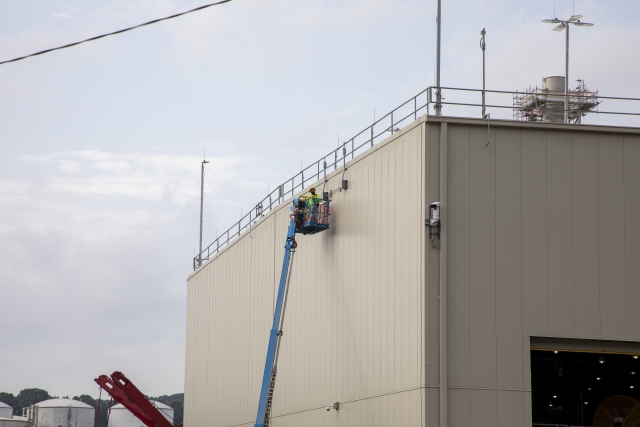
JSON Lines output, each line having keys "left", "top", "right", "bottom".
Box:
{"left": 0, "top": 402, "right": 13, "bottom": 419}
{"left": 108, "top": 401, "right": 173, "bottom": 427}
{"left": 34, "top": 399, "right": 94, "bottom": 427}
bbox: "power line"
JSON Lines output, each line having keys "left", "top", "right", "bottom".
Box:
{"left": 0, "top": 0, "right": 234, "bottom": 66}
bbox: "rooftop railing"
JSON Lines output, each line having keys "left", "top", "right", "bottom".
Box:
{"left": 193, "top": 86, "right": 640, "bottom": 269}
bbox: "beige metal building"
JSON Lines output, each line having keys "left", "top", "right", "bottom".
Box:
{"left": 185, "top": 115, "right": 640, "bottom": 427}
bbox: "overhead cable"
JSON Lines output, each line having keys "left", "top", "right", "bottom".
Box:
{"left": 0, "top": 0, "right": 234, "bottom": 66}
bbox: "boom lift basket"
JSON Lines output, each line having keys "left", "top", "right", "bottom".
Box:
{"left": 301, "top": 200, "right": 330, "bottom": 234}
{"left": 298, "top": 199, "right": 330, "bottom": 235}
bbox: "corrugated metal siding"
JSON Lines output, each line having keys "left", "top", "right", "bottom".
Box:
{"left": 439, "top": 121, "right": 640, "bottom": 427}
{"left": 185, "top": 121, "right": 427, "bottom": 427}
{"left": 186, "top": 116, "right": 640, "bottom": 427}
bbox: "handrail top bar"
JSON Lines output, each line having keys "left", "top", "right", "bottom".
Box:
{"left": 436, "top": 85, "right": 640, "bottom": 101}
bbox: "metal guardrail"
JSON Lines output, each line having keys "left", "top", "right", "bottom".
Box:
{"left": 436, "top": 86, "right": 640, "bottom": 118}
{"left": 193, "top": 86, "right": 640, "bottom": 269}
{"left": 193, "top": 88, "right": 430, "bottom": 269}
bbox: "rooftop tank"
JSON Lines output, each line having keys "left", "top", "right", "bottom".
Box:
{"left": 0, "top": 402, "right": 13, "bottom": 419}
{"left": 108, "top": 401, "right": 174, "bottom": 427}
{"left": 33, "top": 399, "right": 94, "bottom": 427}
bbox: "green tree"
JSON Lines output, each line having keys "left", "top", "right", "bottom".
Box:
{"left": 95, "top": 399, "right": 112, "bottom": 427}
{"left": 72, "top": 395, "right": 97, "bottom": 408}
{"left": 14, "top": 389, "right": 51, "bottom": 415}
{"left": 169, "top": 401, "right": 183, "bottom": 426}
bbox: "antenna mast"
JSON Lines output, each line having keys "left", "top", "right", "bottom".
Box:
{"left": 435, "top": 0, "right": 442, "bottom": 116}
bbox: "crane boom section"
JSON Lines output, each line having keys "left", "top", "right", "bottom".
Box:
{"left": 95, "top": 371, "right": 174, "bottom": 427}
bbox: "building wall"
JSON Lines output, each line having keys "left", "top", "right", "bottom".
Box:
{"left": 185, "top": 114, "right": 640, "bottom": 427}
{"left": 185, "top": 119, "right": 431, "bottom": 427}
{"left": 435, "top": 118, "right": 640, "bottom": 427}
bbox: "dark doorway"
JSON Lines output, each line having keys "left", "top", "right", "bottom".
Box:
{"left": 531, "top": 350, "right": 640, "bottom": 427}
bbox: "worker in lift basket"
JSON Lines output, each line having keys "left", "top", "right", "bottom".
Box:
{"left": 304, "top": 187, "right": 323, "bottom": 223}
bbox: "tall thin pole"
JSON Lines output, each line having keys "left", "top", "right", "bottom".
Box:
{"left": 435, "top": 0, "right": 442, "bottom": 116}
{"left": 198, "top": 159, "right": 209, "bottom": 267}
{"left": 480, "top": 28, "right": 486, "bottom": 118}
{"left": 564, "top": 24, "right": 570, "bottom": 123}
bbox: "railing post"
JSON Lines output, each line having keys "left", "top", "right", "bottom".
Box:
{"left": 391, "top": 111, "right": 394, "bottom": 134}
{"left": 414, "top": 97, "right": 417, "bottom": 120}
{"left": 351, "top": 139, "right": 354, "bottom": 159}
{"left": 370, "top": 126, "right": 374, "bottom": 147}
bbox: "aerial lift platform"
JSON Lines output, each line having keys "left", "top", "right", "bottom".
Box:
{"left": 254, "top": 194, "right": 330, "bottom": 427}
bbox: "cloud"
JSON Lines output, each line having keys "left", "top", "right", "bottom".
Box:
{"left": 15, "top": 150, "right": 244, "bottom": 203}
{"left": 340, "top": 108, "right": 357, "bottom": 117}
{"left": 52, "top": 12, "right": 72, "bottom": 19}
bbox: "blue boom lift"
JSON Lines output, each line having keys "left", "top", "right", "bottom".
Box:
{"left": 254, "top": 194, "right": 330, "bottom": 427}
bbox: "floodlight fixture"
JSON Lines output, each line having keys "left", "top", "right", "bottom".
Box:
{"left": 541, "top": 14, "right": 594, "bottom": 123}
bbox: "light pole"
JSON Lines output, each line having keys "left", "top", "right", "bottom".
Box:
{"left": 198, "top": 158, "right": 209, "bottom": 268}
{"left": 542, "top": 14, "right": 593, "bottom": 123}
{"left": 435, "top": 0, "right": 442, "bottom": 116}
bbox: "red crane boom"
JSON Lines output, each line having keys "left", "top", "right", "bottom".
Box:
{"left": 95, "top": 371, "right": 175, "bottom": 427}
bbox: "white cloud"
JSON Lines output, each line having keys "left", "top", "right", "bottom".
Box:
{"left": 15, "top": 150, "right": 244, "bottom": 203}
{"left": 58, "top": 159, "right": 82, "bottom": 173}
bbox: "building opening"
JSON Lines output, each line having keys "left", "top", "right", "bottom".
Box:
{"left": 531, "top": 349, "right": 640, "bottom": 427}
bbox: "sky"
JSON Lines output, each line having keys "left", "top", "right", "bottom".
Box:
{"left": 0, "top": 0, "right": 639, "bottom": 399}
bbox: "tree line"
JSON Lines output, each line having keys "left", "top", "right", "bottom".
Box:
{"left": 0, "top": 389, "right": 183, "bottom": 427}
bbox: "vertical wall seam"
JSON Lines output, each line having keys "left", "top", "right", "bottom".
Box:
{"left": 467, "top": 126, "right": 471, "bottom": 426}
{"left": 597, "top": 133, "right": 601, "bottom": 339}
{"left": 545, "top": 130, "right": 550, "bottom": 337}
{"left": 439, "top": 122, "right": 448, "bottom": 427}
{"left": 623, "top": 136, "right": 627, "bottom": 339}
{"left": 421, "top": 122, "right": 426, "bottom": 427}
{"left": 495, "top": 126, "right": 498, "bottom": 410}
{"left": 519, "top": 129, "right": 526, "bottom": 406}
{"left": 572, "top": 132, "right": 576, "bottom": 337}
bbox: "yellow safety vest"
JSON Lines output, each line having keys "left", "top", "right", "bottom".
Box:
{"left": 306, "top": 194, "right": 322, "bottom": 207}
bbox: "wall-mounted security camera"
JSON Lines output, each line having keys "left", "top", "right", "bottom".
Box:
{"left": 428, "top": 202, "right": 440, "bottom": 247}
{"left": 325, "top": 402, "right": 340, "bottom": 412}
{"left": 429, "top": 202, "right": 440, "bottom": 226}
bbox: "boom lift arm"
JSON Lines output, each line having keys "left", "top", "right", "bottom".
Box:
{"left": 95, "top": 371, "right": 175, "bottom": 427}
{"left": 254, "top": 197, "right": 330, "bottom": 427}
